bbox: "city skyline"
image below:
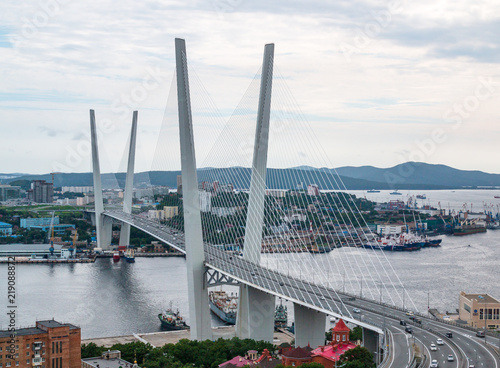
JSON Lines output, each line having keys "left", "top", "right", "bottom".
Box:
{"left": 1, "top": 0, "right": 499, "bottom": 174}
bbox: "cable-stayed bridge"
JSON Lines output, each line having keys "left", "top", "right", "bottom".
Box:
{"left": 87, "top": 39, "right": 499, "bottom": 367}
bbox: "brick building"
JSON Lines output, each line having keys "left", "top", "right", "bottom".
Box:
{"left": 0, "top": 320, "right": 81, "bottom": 368}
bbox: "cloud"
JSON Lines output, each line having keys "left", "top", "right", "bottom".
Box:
{"left": 0, "top": 0, "right": 499, "bottom": 174}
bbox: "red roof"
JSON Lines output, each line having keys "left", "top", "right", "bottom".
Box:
{"left": 282, "top": 347, "right": 313, "bottom": 359}
{"left": 311, "top": 342, "right": 357, "bottom": 362}
{"left": 332, "top": 318, "right": 350, "bottom": 332}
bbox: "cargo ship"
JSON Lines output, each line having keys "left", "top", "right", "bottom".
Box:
{"left": 453, "top": 225, "right": 487, "bottom": 236}
{"left": 158, "top": 307, "right": 189, "bottom": 330}
{"left": 209, "top": 290, "right": 237, "bottom": 324}
{"left": 274, "top": 299, "right": 287, "bottom": 329}
{"left": 367, "top": 189, "right": 380, "bottom": 193}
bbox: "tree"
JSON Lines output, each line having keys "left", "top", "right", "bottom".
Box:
{"left": 338, "top": 346, "right": 375, "bottom": 368}
{"left": 349, "top": 326, "right": 362, "bottom": 341}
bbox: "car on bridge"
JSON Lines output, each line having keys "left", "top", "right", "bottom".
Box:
{"left": 430, "top": 359, "right": 439, "bottom": 368}
{"left": 447, "top": 354, "right": 454, "bottom": 362}
{"left": 352, "top": 308, "right": 361, "bottom": 313}
{"left": 436, "top": 338, "right": 444, "bottom": 345}
{"left": 406, "top": 310, "right": 414, "bottom": 316}
{"left": 430, "top": 343, "right": 437, "bottom": 351}
{"left": 446, "top": 332, "right": 453, "bottom": 338}
{"left": 405, "top": 326, "right": 413, "bottom": 334}
{"left": 476, "top": 330, "right": 485, "bottom": 337}
{"left": 400, "top": 320, "right": 407, "bottom": 326}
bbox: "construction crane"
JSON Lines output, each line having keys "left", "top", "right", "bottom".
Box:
{"left": 50, "top": 172, "right": 61, "bottom": 184}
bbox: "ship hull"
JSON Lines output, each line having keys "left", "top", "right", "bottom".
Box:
{"left": 158, "top": 314, "right": 188, "bottom": 330}
{"left": 453, "top": 227, "right": 487, "bottom": 236}
{"left": 209, "top": 300, "right": 236, "bottom": 324}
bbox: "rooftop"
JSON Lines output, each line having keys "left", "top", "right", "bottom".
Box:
{"left": 0, "top": 222, "right": 12, "bottom": 227}
{"left": 82, "top": 357, "right": 137, "bottom": 368}
{"left": 0, "top": 320, "right": 79, "bottom": 338}
{"left": 311, "top": 342, "right": 357, "bottom": 362}
{"left": 462, "top": 292, "right": 500, "bottom": 304}
{"left": 282, "top": 346, "right": 313, "bottom": 359}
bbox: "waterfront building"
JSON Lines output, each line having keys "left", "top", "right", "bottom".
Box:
{"left": 21, "top": 217, "right": 60, "bottom": 229}
{"left": 82, "top": 350, "right": 139, "bottom": 368}
{"left": 164, "top": 206, "right": 179, "bottom": 218}
{"left": 459, "top": 291, "right": 500, "bottom": 329}
{"left": 0, "top": 320, "right": 81, "bottom": 368}
{"left": 0, "top": 184, "right": 22, "bottom": 201}
{"left": 0, "top": 221, "right": 13, "bottom": 235}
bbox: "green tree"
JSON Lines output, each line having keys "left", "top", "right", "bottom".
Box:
{"left": 338, "top": 346, "right": 375, "bottom": 368}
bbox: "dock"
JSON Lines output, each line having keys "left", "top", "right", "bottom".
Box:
{"left": 82, "top": 326, "right": 294, "bottom": 348}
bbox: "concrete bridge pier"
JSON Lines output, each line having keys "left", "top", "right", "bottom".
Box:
{"left": 362, "top": 328, "right": 381, "bottom": 365}
{"left": 236, "top": 285, "right": 275, "bottom": 342}
{"left": 294, "top": 304, "right": 326, "bottom": 348}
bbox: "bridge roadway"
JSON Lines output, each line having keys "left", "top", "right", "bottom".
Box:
{"left": 103, "top": 210, "right": 499, "bottom": 367}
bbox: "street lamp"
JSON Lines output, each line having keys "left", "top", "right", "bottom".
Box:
{"left": 478, "top": 295, "right": 487, "bottom": 345}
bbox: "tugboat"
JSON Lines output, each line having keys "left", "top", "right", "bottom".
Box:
{"left": 158, "top": 306, "right": 189, "bottom": 330}
{"left": 124, "top": 247, "right": 135, "bottom": 263}
{"left": 112, "top": 251, "right": 120, "bottom": 262}
{"left": 209, "top": 290, "right": 238, "bottom": 324}
{"left": 274, "top": 299, "right": 287, "bottom": 330}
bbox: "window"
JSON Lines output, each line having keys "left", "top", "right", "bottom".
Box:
{"left": 52, "top": 343, "right": 54, "bottom": 355}
{"left": 15, "top": 362, "right": 19, "bottom": 367}
{"left": 6, "top": 363, "right": 11, "bottom": 367}
{"left": 59, "top": 357, "right": 62, "bottom": 368}
{"left": 42, "top": 351, "right": 45, "bottom": 355}
{"left": 15, "top": 354, "right": 18, "bottom": 358}
{"left": 26, "top": 360, "right": 29, "bottom": 365}
{"left": 336, "top": 335, "right": 340, "bottom": 341}
{"left": 342, "top": 335, "right": 346, "bottom": 341}
{"left": 27, "top": 352, "right": 30, "bottom": 356}
{"left": 26, "top": 344, "right": 30, "bottom": 349}
{"left": 15, "top": 346, "right": 18, "bottom": 350}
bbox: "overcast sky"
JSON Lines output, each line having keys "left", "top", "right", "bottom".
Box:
{"left": 1, "top": 0, "right": 499, "bottom": 175}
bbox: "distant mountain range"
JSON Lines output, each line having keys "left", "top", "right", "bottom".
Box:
{"left": 3, "top": 162, "right": 500, "bottom": 190}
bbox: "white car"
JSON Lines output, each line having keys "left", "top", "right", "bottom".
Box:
{"left": 406, "top": 310, "right": 414, "bottom": 316}
{"left": 436, "top": 338, "right": 444, "bottom": 345}
{"left": 430, "top": 343, "right": 437, "bottom": 351}
{"left": 353, "top": 308, "right": 361, "bottom": 313}
{"left": 448, "top": 355, "right": 454, "bottom": 362}
{"left": 430, "top": 359, "right": 439, "bottom": 368}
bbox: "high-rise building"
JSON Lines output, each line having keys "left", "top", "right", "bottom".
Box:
{"left": 27, "top": 180, "right": 54, "bottom": 203}
{"left": 0, "top": 185, "right": 22, "bottom": 201}
{"left": 0, "top": 320, "right": 81, "bottom": 368}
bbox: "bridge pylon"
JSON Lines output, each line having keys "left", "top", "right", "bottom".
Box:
{"left": 235, "top": 43, "right": 276, "bottom": 343}
{"left": 90, "top": 110, "right": 112, "bottom": 251}
{"left": 175, "top": 38, "right": 212, "bottom": 341}
{"left": 119, "top": 111, "right": 138, "bottom": 247}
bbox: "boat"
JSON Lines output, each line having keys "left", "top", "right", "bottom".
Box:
{"left": 416, "top": 194, "right": 426, "bottom": 200}
{"left": 209, "top": 290, "right": 237, "bottom": 324}
{"left": 453, "top": 225, "right": 487, "bottom": 236}
{"left": 158, "top": 307, "right": 189, "bottom": 330}
{"left": 453, "top": 218, "right": 487, "bottom": 236}
{"left": 494, "top": 196, "right": 500, "bottom": 199}
{"left": 390, "top": 191, "right": 402, "bottom": 195}
{"left": 367, "top": 189, "right": 380, "bottom": 193}
{"left": 124, "top": 247, "right": 135, "bottom": 263}
{"left": 112, "top": 251, "right": 120, "bottom": 262}
{"left": 274, "top": 299, "right": 287, "bottom": 329}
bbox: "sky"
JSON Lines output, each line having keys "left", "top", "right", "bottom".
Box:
{"left": 1, "top": 0, "right": 499, "bottom": 175}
